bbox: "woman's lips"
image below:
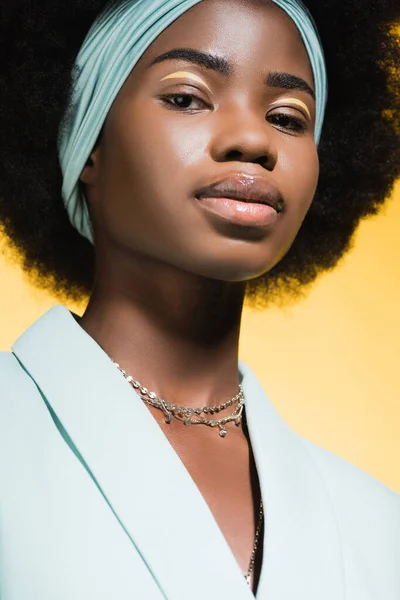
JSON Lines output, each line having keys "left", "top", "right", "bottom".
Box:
{"left": 196, "top": 196, "right": 279, "bottom": 227}
{"left": 194, "top": 173, "right": 284, "bottom": 228}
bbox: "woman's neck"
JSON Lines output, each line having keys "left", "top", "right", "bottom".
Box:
{"left": 79, "top": 257, "right": 246, "bottom": 409}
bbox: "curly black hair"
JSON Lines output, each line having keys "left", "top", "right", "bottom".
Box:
{"left": 0, "top": 0, "right": 399, "bottom": 308}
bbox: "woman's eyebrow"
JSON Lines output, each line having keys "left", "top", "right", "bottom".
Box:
{"left": 149, "top": 48, "right": 232, "bottom": 77}
{"left": 267, "top": 72, "right": 315, "bottom": 101}
{"left": 148, "top": 48, "right": 315, "bottom": 101}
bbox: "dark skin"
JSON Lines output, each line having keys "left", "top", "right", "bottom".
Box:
{"left": 79, "top": 0, "right": 318, "bottom": 591}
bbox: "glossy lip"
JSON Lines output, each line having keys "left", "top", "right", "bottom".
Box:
{"left": 194, "top": 173, "right": 284, "bottom": 213}
{"left": 195, "top": 197, "right": 279, "bottom": 228}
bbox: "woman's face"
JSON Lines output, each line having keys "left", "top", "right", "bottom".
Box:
{"left": 83, "top": 0, "right": 319, "bottom": 282}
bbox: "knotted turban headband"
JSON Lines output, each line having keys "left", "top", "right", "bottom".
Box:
{"left": 58, "top": 0, "right": 328, "bottom": 243}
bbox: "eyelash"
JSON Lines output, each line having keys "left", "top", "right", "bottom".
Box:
{"left": 160, "top": 93, "right": 209, "bottom": 111}
{"left": 267, "top": 113, "right": 307, "bottom": 133}
{"left": 159, "top": 93, "right": 307, "bottom": 134}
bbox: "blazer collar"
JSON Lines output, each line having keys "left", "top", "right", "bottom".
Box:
{"left": 13, "top": 305, "right": 345, "bottom": 599}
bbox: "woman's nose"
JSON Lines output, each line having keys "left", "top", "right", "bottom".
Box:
{"left": 209, "top": 105, "right": 278, "bottom": 171}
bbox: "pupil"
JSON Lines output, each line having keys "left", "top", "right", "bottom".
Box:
{"left": 176, "top": 95, "right": 191, "bottom": 108}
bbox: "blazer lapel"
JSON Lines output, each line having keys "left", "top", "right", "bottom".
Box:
{"left": 12, "top": 306, "right": 254, "bottom": 600}
{"left": 240, "top": 360, "right": 345, "bottom": 600}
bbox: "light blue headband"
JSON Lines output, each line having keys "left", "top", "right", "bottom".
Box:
{"left": 58, "top": 0, "right": 328, "bottom": 243}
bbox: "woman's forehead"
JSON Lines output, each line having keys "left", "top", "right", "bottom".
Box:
{"left": 138, "top": 0, "right": 314, "bottom": 82}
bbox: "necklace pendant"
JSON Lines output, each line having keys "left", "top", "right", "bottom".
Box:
{"left": 219, "top": 428, "right": 228, "bottom": 438}
{"left": 164, "top": 413, "right": 172, "bottom": 424}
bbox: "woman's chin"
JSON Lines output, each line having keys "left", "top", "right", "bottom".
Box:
{"left": 186, "top": 255, "right": 284, "bottom": 283}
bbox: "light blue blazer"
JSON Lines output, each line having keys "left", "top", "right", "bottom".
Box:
{"left": 0, "top": 305, "right": 399, "bottom": 599}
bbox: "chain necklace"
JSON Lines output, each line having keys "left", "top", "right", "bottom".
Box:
{"left": 113, "top": 360, "right": 264, "bottom": 585}
{"left": 113, "top": 361, "right": 244, "bottom": 437}
{"left": 245, "top": 498, "right": 264, "bottom": 588}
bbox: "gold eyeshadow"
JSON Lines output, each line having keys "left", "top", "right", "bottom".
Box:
{"left": 270, "top": 98, "right": 311, "bottom": 119}
{"left": 159, "top": 71, "right": 212, "bottom": 92}
{"left": 159, "top": 74, "right": 312, "bottom": 119}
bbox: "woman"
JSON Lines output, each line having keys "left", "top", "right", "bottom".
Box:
{"left": 0, "top": 0, "right": 399, "bottom": 598}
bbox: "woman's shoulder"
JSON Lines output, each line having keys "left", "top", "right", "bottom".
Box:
{"left": 300, "top": 436, "right": 400, "bottom": 545}
{"left": 301, "top": 436, "right": 399, "bottom": 503}
{"left": 0, "top": 350, "right": 25, "bottom": 385}
{"left": 299, "top": 437, "right": 400, "bottom": 592}
{"left": 0, "top": 350, "right": 33, "bottom": 391}
{"left": 0, "top": 350, "right": 45, "bottom": 427}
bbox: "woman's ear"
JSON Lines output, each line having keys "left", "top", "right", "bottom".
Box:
{"left": 80, "top": 142, "right": 102, "bottom": 185}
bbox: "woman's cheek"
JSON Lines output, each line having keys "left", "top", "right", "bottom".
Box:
{"left": 152, "top": 118, "right": 212, "bottom": 169}
{"left": 280, "top": 145, "right": 319, "bottom": 216}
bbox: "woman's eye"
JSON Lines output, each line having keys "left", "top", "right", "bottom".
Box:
{"left": 160, "top": 93, "right": 209, "bottom": 111}
{"left": 267, "top": 112, "right": 307, "bottom": 134}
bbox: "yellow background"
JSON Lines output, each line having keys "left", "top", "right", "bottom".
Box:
{"left": 1, "top": 181, "right": 399, "bottom": 492}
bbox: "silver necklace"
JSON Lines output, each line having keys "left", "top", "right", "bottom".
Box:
{"left": 113, "top": 360, "right": 263, "bottom": 585}
{"left": 113, "top": 361, "right": 244, "bottom": 437}
{"left": 245, "top": 498, "right": 264, "bottom": 588}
